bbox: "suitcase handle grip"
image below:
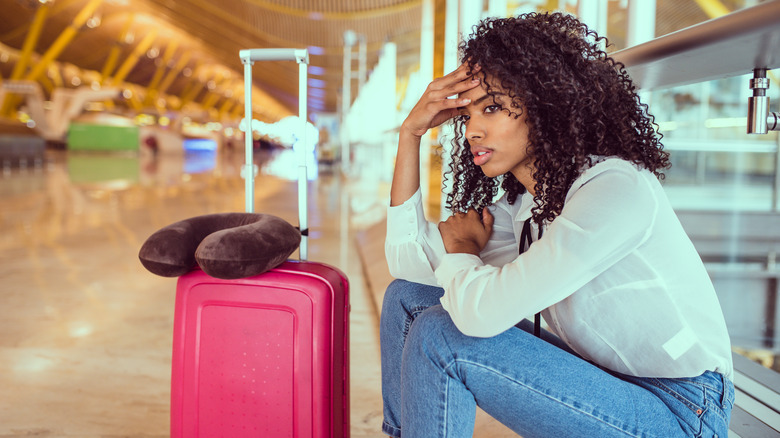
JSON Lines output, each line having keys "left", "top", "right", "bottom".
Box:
{"left": 240, "top": 49, "right": 309, "bottom": 64}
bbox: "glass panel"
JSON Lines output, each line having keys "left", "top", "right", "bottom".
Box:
{"left": 647, "top": 73, "right": 780, "bottom": 369}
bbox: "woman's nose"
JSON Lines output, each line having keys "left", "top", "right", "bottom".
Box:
{"left": 465, "top": 123, "right": 484, "bottom": 143}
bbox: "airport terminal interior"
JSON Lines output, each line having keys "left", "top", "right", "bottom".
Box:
{"left": 1, "top": 0, "right": 779, "bottom": 436}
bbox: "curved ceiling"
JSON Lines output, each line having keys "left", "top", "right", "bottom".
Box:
{"left": 0, "top": 0, "right": 742, "bottom": 124}
{"left": 0, "top": 0, "right": 426, "bottom": 122}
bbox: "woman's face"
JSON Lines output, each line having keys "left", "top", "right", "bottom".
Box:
{"left": 457, "top": 78, "right": 534, "bottom": 183}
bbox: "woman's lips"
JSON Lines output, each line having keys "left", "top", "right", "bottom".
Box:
{"left": 473, "top": 150, "right": 493, "bottom": 166}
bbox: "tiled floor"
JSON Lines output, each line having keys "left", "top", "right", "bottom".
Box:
{"left": 0, "top": 146, "right": 515, "bottom": 437}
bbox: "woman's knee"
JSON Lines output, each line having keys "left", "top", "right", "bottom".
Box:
{"left": 381, "top": 279, "right": 413, "bottom": 311}
{"left": 403, "top": 305, "right": 464, "bottom": 371}
{"left": 381, "top": 279, "right": 443, "bottom": 318}
{"left": 406, "top": 305, "right": 457, "bottom": 347}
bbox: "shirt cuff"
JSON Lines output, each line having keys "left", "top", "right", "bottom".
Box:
{"left": 387, "top": 188, "right": 426, "bottom": 243}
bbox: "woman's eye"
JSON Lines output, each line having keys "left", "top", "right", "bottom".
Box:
{"left": 484, "top": 105, "right": 501, "bottom": 113}
{"left": 456, "top": 114, "right": 470, "bottom": 122}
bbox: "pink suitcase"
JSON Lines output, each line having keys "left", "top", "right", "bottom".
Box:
{"left": 170, "top": 48, "right": 350, "bottom": 437}
{"left": 171, "top": 262, "right": 349, "bottom": 437}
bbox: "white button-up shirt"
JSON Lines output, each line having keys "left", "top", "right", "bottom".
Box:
{"left": 385, "top": 158, "right": 733, "bottom": 380}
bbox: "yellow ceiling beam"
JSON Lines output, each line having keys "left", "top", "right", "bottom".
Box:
{"left": 39, "top": 73, "right": 54, "bottom": 94}
{"left": 0, "top": 3, "right": 49, "bottom": 116}
{"left": 160, "top": 0, "right": 396, "bottom": 54}
{"left": 692, "top": 0, "right": 730, "bottom": 19}
{"left": 144, "top": 39, "right": 180, "bottom": 106}
{"left": 230, "top": 103, "right": 243, "bottom": 120}
{"left": 1, "top": 3, "right": 50, "bottom": 117}
{"left": 108, "top": 28, "right": 158, "bottom": 86}
{"left": 200, "top": 91, "right": 221, "bottom": 110}
{"left": 23, "top": 0, "right": 104, "bottom": 83}
{"left": 101, "top": 13, "right": 136, "bottom": 83}
{"left": 49, "top": 65, "right": 63, "bottom": 88}
{"left": 128, "top": 90, "right": 143, "bottom": 111}
{"left": 179, "top": 81, "right": 204, "bottom": 109}
{"left": 157, "top": 49, "right": 192, "bottom": 96}
{"left": 10, "top": 2, "right": 50, "bottom": 80}
{"left": 245, "top": 0, "right": 420, "bottom": 20}
{"left": 218, "top": 100, "right": 234, "bottom": 119}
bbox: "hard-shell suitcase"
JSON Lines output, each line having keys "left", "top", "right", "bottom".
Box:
{"left": 170, "top": 48, "right": 350, "bottom": 437}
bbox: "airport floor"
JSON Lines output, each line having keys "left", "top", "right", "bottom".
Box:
{"left": 0, "top": 146, "right": 515, "bottom": 437}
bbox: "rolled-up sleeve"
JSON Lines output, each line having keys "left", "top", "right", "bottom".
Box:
{"left": 385, "top": 189, "right": 446, "bottom": 286}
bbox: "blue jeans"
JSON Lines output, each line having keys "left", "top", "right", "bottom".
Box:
{"left": 380, "top": 280, "right": 734, "bottom": 438}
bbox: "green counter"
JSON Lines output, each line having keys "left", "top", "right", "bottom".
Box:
{"left": 67, "top": 123, "right": 140, "bottom": 151}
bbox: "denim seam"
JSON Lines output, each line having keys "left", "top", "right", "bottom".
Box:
{"left": 438, "top": 331, "right": 459, "bottom": 438}
{"left": 704, "top": 388, "right": 729, "bottom": 424}
{"left": 382, "top": 420, "right": 402, "bottom": 437}
{"left": 400, "top": 306, "right": 429, "bottom": 350}
{"left": 649, "top": 378, "right": 704, "bottom": 414}
{"left": 455, "top": 359, "right": 645, "bottom": 438}
{"left": 441, "top": 371, "right": 451, "bottom": 437}
{"left": 673, "top": 378, "right": 721, "bottom": 394}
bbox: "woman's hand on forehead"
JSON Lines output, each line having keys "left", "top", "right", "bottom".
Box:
{"left": 400, "top": 63, "right": 482, "bottom": 138}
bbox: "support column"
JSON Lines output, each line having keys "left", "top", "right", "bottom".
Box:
{"left": 420, "top": 0, "right": 434, "bottom": 210}
{"left": 487, "top": 0, "right": 508, "bottom": 18}
{"left": 577, "top": 0, "right": 608, "bottom": 40}
{"left": 341, "top": 30, "right": 356, "bottom": 173}
{"left": 440, "top": 0, "right": 460, "bottom": 220}
{"left": 627, "top": 0, "right": 656, "bottom": 46}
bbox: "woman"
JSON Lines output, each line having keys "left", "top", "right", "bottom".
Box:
{"left": 382, "top": 12, "right": 733, "bottom": 438}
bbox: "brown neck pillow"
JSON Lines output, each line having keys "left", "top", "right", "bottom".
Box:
{"left": 138, "top": 212, "right": 301, "bottom": 279}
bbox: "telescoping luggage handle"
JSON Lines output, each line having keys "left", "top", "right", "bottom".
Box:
{"left": 239, "top": 48, "right": 310, "bottom": 261}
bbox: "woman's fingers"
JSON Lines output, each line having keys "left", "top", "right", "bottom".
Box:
{"left": 437, "top": 208, "right": 492, "bottom": 255}
{"left": 428, "top": 73, "right": 480, "bottom": 99}
{"left": 402, "top": 63, "right": 481, "bottom": 136}
{"left": 481, "top": 208, "right": 494, "bottom": 235}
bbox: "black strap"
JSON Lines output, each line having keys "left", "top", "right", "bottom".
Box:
{"left": 519, "top": 218, "right": 543, "bottom": 338}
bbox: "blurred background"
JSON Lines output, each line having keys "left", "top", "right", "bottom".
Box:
{"left": 1, "top": 0, "right": 779, "bottom": 436}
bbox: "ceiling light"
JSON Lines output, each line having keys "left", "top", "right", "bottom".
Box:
{"left": 86, "top": 16, "right": 101, "bottom": 29}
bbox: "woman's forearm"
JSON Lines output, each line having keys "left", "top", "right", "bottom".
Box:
{"left": 390, "top": 127, "right": 423, "bottom": 207}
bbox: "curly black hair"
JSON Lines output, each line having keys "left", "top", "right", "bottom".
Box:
{"left": 445, "top": 12, "right": 670, "bottom": 224}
